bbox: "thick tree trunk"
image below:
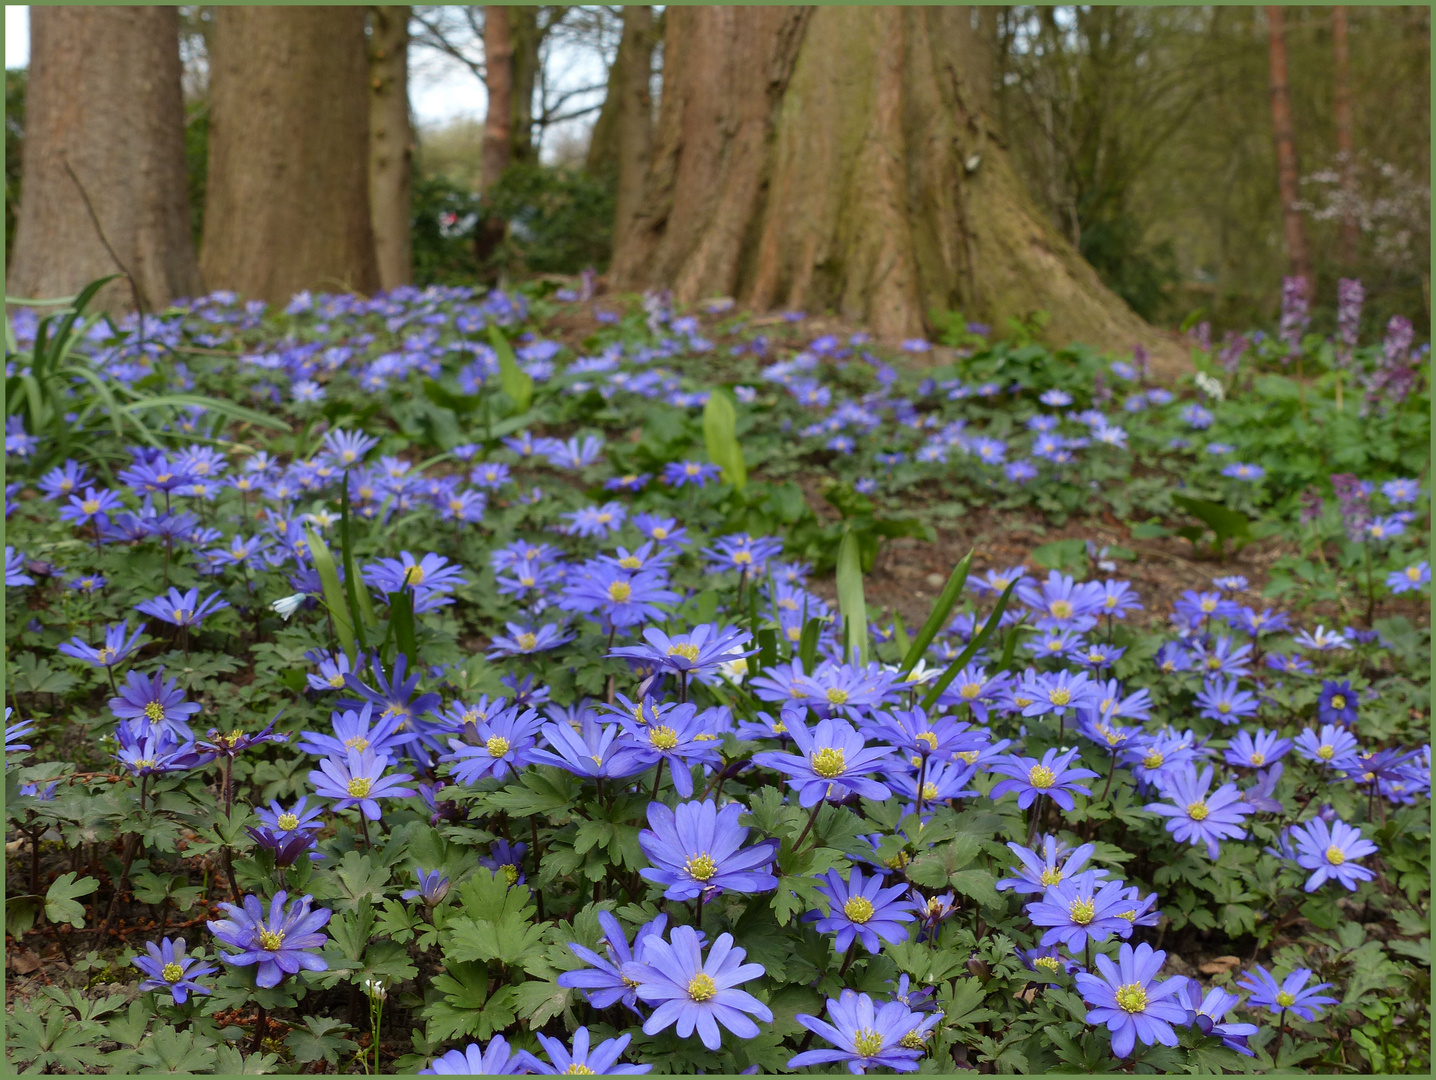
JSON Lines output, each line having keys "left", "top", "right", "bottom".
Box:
{"left": 508, "top": 7, "right": 541, "bottom": 166}
{"left": 369, "top": 6, "right": 413, "bottom": 291}
{"left": 1331, "top": 6, "right": 1359, "bottom": 266}
{"left": 9, "top": 6, "right": 201, "bottom": 313}
{"left": 587, "top": 5, "right": 655, "bottom": 247}
{"left": 480, "top": 6, "right": 514, "bottom": 192}
{"left": 201, "top": 7, "right": 378, "bottom": 304}
{"left": 612, "top": 5, "right": 1177, "bottom": 365}
{"left": 1266, "top": 6, "right": 1312, "bottom": 287}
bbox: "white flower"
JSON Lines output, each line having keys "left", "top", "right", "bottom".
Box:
{"left": 1194, "top": 371, "right": 1226, "bottom": 401}
{"left": 716, "top": 655, "right": 750, "bottom": 683}
{"left": 270, "top": 593, "right": 307, "bottom": 620}
{"left": 887, "top": 658, "right": 942, "bottom": 686}
{"left": 362, "top": 977, "right": 388, "bottom": 1000}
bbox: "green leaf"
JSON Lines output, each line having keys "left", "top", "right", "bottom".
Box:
{"left": 45, "top": 872, "right": 98, "bottom": 928}
{"left": 333, "top": 852, "right": 390, "bottom": 912}
{"left": 1031, "top": 538, "right": 1087, "bottom": 572}
{"left": 797, "top": 616, "right": 823, "bottom": 672}
{"left": 307, "top": 527, "right": 356, "bottom": 661}
{"left": 835, "top": 531, "right": 868, "bottom": 666}
{"left": 899, "top": 550, "right": 971, "bottom": 675}
{"left": 512, "top": 978, "right": 572, "bottom": 1029}
{"left": 123, "top": 393, "right": 291, "bottom": 433}
{"left": 285, "top": 1017, "right": 359, "bottom": 1066}
{"left": 703, "top": 388, "right": 747, "bottom": 490}
{"left": 387, "top": 589, "right": 419, "bottom": 669}
{"left": 135, "top": 1025, "right": 217, "bottom": 1074}
{"left": 921, "top": 579, "right": 1017, "bottom": 710}
{"left": 489, "top": 325, "right": 533, "bottom": 414}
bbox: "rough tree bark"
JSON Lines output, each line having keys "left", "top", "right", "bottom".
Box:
{"left": 1266, "top": 6, "right": 1312, "bottom": 286}
{"left": 474, "top": 6, "right": 515, "bottom": 272}
{"left": 508, "top": 7, "right": 541, "bottom": 166}
{"left": 611, "top": 5, "right": 1177, "bottom": 364}
{"left": 586, "top": 5, "right": 655, "bottom": 247}
{"left": 1331, "top": 6, "right": 1359, "bottom": 266}
{"left": 9, "top": 6, "right": 201, "bottom": 313}
{"left": 369, "top": 6, "right": 414, "bottom": 291}
{"left": 201, "top": 7, "right": 378, "bottom": 304}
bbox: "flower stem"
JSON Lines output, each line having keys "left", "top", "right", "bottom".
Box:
{"left": 650, "top": 759, "right": 665, "bottom": 803}
{"left": 914, "top": 755, "right": 929, "bottom": 820}
{"left": 793, "top": 801, "right": 825, "bottom": 853}
{"left": 837, "top": 940, "right": 859, "bottom": 977}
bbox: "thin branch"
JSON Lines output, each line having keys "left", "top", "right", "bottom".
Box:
{"left": 61, "top": 156, "right": 145, "bottom": 344}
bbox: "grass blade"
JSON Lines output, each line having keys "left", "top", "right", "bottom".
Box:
{"left": 488, "top": 325, "right": 533, "bottom": 414}
{"left": 387, "top": 589, "right": 419, "bottom": 668}
{"left": 835, "top": 531, "right": 868, "bottom": 666}
{"left": 921, "top": 579, "right": 1017, "bottom": 711}
{"left": 703, "top": 388, "right": 747, "bottom": 490}
{"left": 340, "top": 479, "right": 377, "bottom": 638}
{"left": 306, "top": 527, "right": 356, "bottom": 661}
{"left": 899, "top": 550, "right": 973, "bottom": 676}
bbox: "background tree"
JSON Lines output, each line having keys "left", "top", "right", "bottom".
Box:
{"left": 8, "top": 5, "right": 200, "bottom": 313}
{"left": 1330, "top": 6, "right": 1359, "bottom": 267}
{"left": 611, "top": 5, "right": 1176, "bottom": 361}
{"left": 369, "top": 6, "right": 414, "bottom": 290}
{"left": 1266, "top": 5, "right": 1312, "bottom": 288}
{"left": 200, "top": 6, "right": 378, "bottom": 304}
{"left": 586, "top": 5, "right": 656, "bottom": 247}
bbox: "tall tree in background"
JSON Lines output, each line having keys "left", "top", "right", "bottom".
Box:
{"left": 586, "top": 5, "right": 655, "bottom": 247}
{"left": 1266, "top": 6, "right": 1311, "bottom": 287}
{"left": 473, "top": 5, "right": 514, "bottom": 270}
{"left": 369, "top": 5, "right": 414, "bottom": 290}
{"left": 9, "top": 6, "right": 200, "bottom": 312}
{"left": 201, "top": 7, "right": 378, "bottom": 304}
{"left": 1331, "top": 6, "right": 1360, "bottom": 266}
{"left": 612, "top": 5, "right": 1173, "bottom": 360}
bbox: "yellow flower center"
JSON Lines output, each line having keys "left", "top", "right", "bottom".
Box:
{"left": 652, "top": 527, "right": 668, "bottom": 539}
{"left": 1406, "top": 567, "right": 1421, "bottom": 581}
{"left": 1330, "top": 695, "right": 1346, "bottom": 710}
{"left": 844, "top": 897, "right": 876, "bottom": 923}
{"left": 517, "top": 633, "right": 538, "bottom": 651}
{"left": 668, "top": 643, "right": 701, "bottom": 662}
{"left": 608, "top": 581, "right": 633, "bottom": 602}
{"left": 1028, "top": 765, "right": 1056, "bottom": 789}
{"left": 449, "top": 500, "right": 464, "bottom": 513}
{"left": 404, "top": 565, "right": 426, "bottom": 586}
{"left": 564, "top": 1065, "right": 594, "bottom": 1075}
{"left": 1217, "top": 701, "right": 1232, "bottom": 714}
{"left": 826, "top": 688, "right": 849, "bottom": 705}
{"left": 486, "top": 736, "right": 512, "bottom": 758}
{"left": 501, "top": 864, "right": 519, "bottom": 885}
{"left": 97, "top": 647, "right": 116, "bottom": 664}
{"left": 1276, "top": 991, "right": 1296, "bottom": 1007}
{"left": 1317, "top": 744, "right": 1335, "bottom": 760}
{"left": 916, "top": 732, "right": 939, "bottom": 752}
{"left": 1248, "top": 752, "right": 1266, "bottom": 766}
{"left": 257, "top": 928, "right": 285, "bottom": 951}
{"left": 686, "top": 854, "right": 718, "bottom": 881}
{"left": 519, "top": 576, "right": 536, "bottom": 587}
{"left": 687, "top": 973, "right": 717, "bottom": 1001}
{"left": 328, "top": 673, "right": 346, "bottom": 688}
{"left": 732, "top": 551, "right": 753, "bottom": 565}
{"left": 853, "top": 1028, "right": 885, "bottom": 1057}
{"left": 1035, "top": 955, "right": 1061, "bottom": 972}
{"left": 1186, "top": 801, "right": 1209, "bottom": 821}
{"left": 921, "top": 782, "right": 939, "bottom": 800}
{"left": 771, "top": 720, "right": 787, "bottom": 734}
{"left": 1049, "top": 688, "right": 1071, "bottom": 706}
{"left": 1049, "top": 600, "right": 1073, "bottom": 619}
{"left": 1326, "top": 846, "right": 1346, "bottom": 865}
{"left": 82, "top": 499, "right": 101, "bottom": 514}
{"left": 1040, "top": 868, "right": 1062, "bottom": 886}
{"left": 277, "top": 813, "right": 300, "bottom": 830}
{"left": 1206, "top": 657, "right": 1221, "bottom": 670}
{"left": 162, "top": 961, "right": 185, "bottom": 982}
{"left": 960, "top": 682, "right": 981, "bottom": 699}
{"left": 811, "top": 747, "right": 846, "bottom": 778}
{"left": 1068, "top": 898, "right": 1096, "bottom": 924}
{"left": 144, "top": 702, "right": 166, "bottom": 723}
{"left": 955, "top": 750, "right": 979, "bottom": 764}
{"left": 1143, "top": 751, "right": 1163, "bottom": 769}
{"left": 899, "top": 1030, "right": 926, "bottom": 1050}
{"left": 1115, "top": 983, "right": 1148, "bottom": 1013}
{"left": 786, "top": 626, "right": 802, "bottom": 642}
{"left": 649, "top": 726, "right": 679, "bottom": 750}
{"left": 596, "top": 513, "right": 613, "bottom": 524}
{"left": 619, "top": 556, "right": 642, "bottom": 570}
{"left": 344, "top": 736, "right": 370, "bottom": 753}
{"left": 347, "top": 777, "right": 373, "bottom": 799}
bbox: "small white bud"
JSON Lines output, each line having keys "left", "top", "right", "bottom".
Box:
{"left": 270, "top": 593, "right": 307, "bottom": 620}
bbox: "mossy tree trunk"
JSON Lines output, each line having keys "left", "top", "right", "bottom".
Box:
{"left": 369, "top": 5, "right": 414, "bottom": 291}
{"left": 201, "top": 6, "right": 378, "bottom": 305}
{"left": 9, "top": 5, "right": 201, "bottom": 313}
{"left": 586, "top": 5, "right": 656, "bottom": 250}
{"left": 612, "top": 5, "right": 1176, "bottom": 361}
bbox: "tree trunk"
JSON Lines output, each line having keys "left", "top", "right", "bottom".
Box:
{"left": 587, "top": 5, "right": 655, "bottom": 248}
{"left": 9, "top": 6, "right": 201, "bottom": 313}
{"left": 508, "top": 7, "right": 541, "bottom": 166}
{"left": 369, "top": 6, "right": 414, "bottom": 291}
{"left": 480, "top": 6, "right": 514, "bottom": 192}
{"left": 611, "top": 5, "right": 1177, "bottom": 365}
{"left": 1266, "top": 6, "right": 1311, "bottom": 287}
{"left": 1331, "top": 6, "right": 1359, "bottom": 266}
{"left": 201, "top": 6, "right": 378, "bottom": 305}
